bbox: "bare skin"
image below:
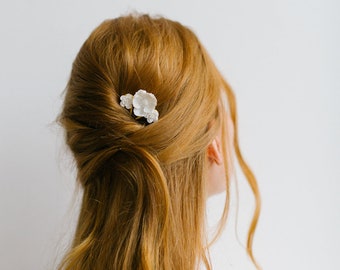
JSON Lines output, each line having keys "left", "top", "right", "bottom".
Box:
{"left": 207, "top": 115, "right": 234, "bottom": 196}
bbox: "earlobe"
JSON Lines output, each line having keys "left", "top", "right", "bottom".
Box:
{"left": 207, "top": 138, "right": 223, "bottom": 165}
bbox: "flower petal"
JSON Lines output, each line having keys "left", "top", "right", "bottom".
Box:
{"left": 134, "top": 107, "right": 144, "bottom": 117}
{"left": 146, "top": 109, "right": 159, "bottom": 123}
{"left": 120, "top": 93, "right": 133, "bottom": 109}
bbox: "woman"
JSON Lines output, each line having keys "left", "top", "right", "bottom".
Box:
{"left": 58, "top": 13, "right": 261, "bottom": 269}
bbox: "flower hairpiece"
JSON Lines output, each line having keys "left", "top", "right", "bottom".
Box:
{"left": 120, "top": 89, "right": 159, "bottom": 124}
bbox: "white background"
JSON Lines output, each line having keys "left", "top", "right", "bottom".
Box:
{"left": 0, "top": 0, "right": 339, "bottom": 269}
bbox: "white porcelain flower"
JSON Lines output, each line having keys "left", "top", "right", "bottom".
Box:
{"left": 119, "top": 89, "right": 159, "bottom": 124}
{"left": 145, "top": 109, "right": 159, "bottom": 123}
{"left": 120, "top": 93, "right": 133, "bottom": 109}
{"left": 132, "top": 89, "right": 157, "bottom": 117}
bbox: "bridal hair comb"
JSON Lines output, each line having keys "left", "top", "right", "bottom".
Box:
{"left": 120, "top": 89, "right": 159, "bottom": 124}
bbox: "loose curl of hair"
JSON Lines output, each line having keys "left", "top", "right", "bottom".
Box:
{"left": 58, "top": 14, "right": 261, "bottom": 270}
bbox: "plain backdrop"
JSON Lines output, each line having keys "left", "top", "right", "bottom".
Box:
{"left": 0, "top": 0, "right": 339, "bottom": 269}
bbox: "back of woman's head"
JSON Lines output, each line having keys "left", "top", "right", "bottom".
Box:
{"left": 58, "top": 13, "right": 260, "bottom": 270}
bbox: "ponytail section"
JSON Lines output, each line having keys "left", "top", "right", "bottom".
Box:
{"left": 60, "top": 144, "right": 172, "bottom": 270}
{"left": 114, "top": 145, "right": 171, "bottom": 269}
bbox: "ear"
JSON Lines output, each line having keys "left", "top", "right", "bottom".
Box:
{"left": 207, "top": 137, "right": 223, "bottom": 165}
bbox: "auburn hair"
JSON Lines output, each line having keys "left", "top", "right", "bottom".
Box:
{"left": 58, "top": 14, "right": 261, "bottom": 270}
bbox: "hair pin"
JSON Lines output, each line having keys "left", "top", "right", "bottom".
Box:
{"left": 120, "top": 89, "right": 159, "bottom": 124}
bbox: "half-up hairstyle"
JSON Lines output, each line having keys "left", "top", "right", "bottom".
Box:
{"left": 58, "top": 14, "right": 261, "bottom": 270}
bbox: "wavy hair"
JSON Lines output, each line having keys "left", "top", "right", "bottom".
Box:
{"left": 58, "top": 14, "right": 261, "bottom": 269}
